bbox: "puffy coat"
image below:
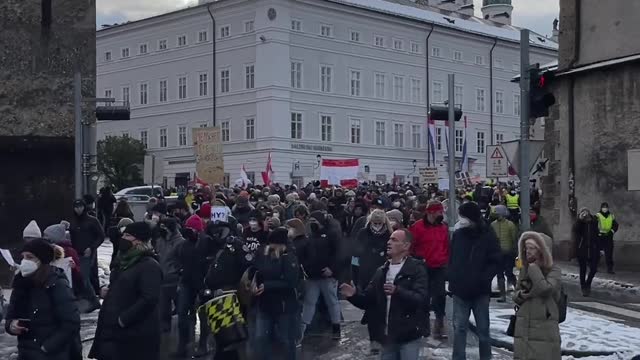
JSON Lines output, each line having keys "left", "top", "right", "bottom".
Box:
{"left": 5, "top": 267, "right": 81, "bottom": 360}
{"left": 253, "top": 244, "right": 299, "bottom": 314}
{"left": 513, "top": 232, "right": 562, "bottom": 360}
{"left": 355, "top": 227, "right": 390, "bottom": 289}
{"left": 409, "top": 219, "right": 449, "bottom": 268}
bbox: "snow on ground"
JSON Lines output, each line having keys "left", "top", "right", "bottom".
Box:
{"left": 563, "top": 354, "right": 638, "bottom": 360}
{"left": 563, "top": 272, "right": 638, "bottom": 294}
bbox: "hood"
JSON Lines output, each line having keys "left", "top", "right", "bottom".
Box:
{"left": 73, "top": 199, "right": 88, "bottom": 217}
{"left": 518, "top": 231, "right": 553, "bottom": 270}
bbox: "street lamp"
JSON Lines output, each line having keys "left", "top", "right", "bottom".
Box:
{"left": 413, "top": 159, "right": 417, "bottom": 172}
{"left": 314, "top": 154, "right": 322, "bottom": 169}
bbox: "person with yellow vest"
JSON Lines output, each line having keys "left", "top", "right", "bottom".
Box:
{"left": 505, "top": 189, "right": 520, "bottom": 224}
{"left": 596, "top": 202, "right": 619, "bottom": 274}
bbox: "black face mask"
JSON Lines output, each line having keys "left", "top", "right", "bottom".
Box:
{"left": 435, "top": 215, "right": 444, "bottom": 224}
{"left": 310, "top": 223, "right": 320, "bottom": 233}
{"left": 120, "top": 238, "right": 133, "bottom": 253}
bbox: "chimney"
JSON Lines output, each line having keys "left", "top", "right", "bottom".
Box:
{"left": 458, "top": 2, "right": 474, "bottom": 16}
{"left": 481, "top": 0, "right": 513, "bottom": 26}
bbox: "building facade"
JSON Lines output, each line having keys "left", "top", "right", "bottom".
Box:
{"left": 542, "top": 0, "right": 640, "bottom": 268}
{"left": 96, "top": 0, "right": 556, "bottom": 188}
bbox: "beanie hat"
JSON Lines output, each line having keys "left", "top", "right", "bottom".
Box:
{"left": 23, "top": 220, "right": 42, "bottom": 239}
{"left": 309, "top": 210, "right": 326, "bottom": 224}
{"left": 185, "top": 215, "right": 205, "bottom": 233}
{"left": 123, "top": 222, "right": 152, "bottom": 242}
{"left": 22, "top": 238, "right": 54, "bottom": 264}
{"left": 495, "top": 205, "right": 509, "bottom": 218}
{"left": 426, "top": 200, "right": 444, "bottom": 214}
{"left": 458, "top": 202, "right": 482, "bottom": 224}
{"left": 267, "top": 194, "right": 280, "bottom": 206}
{"left": 386, "top": 209, "right": 404, "bottom": 224}
{"left": 268, "top": 216, "right": 281, "bottom": 228}
{"left": 601, "top": 202, "right": 609, "bottom": 208}
{"left": 369, "top": 209, "right": 387, "bottom": 224}
{"left": 199, "top": 203, "right": 212, "bottom": 218}
{"left": 268, "top": 227, "right": 289, "bottom": 245}
{"left": 248, "top": 209, "right": 264, "bottom": 222}
{"left": 43, "top": 224, "right": 67, "bottom": 245}
{"left": 286, "top": 218, "right": 306, "bottom": 238}
{"left": 236, "top": 196, "right": 249, "bottom": 206}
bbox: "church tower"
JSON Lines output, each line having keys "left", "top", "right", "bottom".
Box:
{"left": 481, "top": 0, "right": 513, "bottom": 25}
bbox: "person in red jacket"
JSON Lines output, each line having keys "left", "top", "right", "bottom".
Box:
{"left": 409, "top": 200, "right": 449, "bottom": 339}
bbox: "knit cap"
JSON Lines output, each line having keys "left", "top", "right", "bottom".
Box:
{"left": 268, "top": 227, "right": 289, "bottom": 245}
{"left": 123, "top": 222, "right": 152, "bottom": 242}
{"left": 386, "top": 209, "right": 404, "bottom": 224}
{"left": 43, "top": 224, "right": 67, "bottom": 245}
{"left": 495, "top": 205, "right": 509, "bottom": 218}
{"left": 23, "top": 220, "right": 42, "bottom": 240}
{"left": 185, "top": 214, "right": 205, "bottom": 233}
{"left": 22, "top": 238, "right": 54, "bottom": 264}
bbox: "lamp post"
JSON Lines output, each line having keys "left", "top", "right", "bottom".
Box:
{"left": 314, "top": 154, "right": 322, "bottom": 179}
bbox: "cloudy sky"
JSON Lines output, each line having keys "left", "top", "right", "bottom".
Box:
{"left": 97, "top": 0, "right": 559, "bottom": 36}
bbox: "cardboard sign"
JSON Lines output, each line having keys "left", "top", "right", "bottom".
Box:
{"left": 211, "top": 206, "right": 230, "bottom": 223}
{"left": 419, "top": 167, "right": 439, "bottom": 184}
{"left": 193, "top": 127, "right": 224, "bottom": 185}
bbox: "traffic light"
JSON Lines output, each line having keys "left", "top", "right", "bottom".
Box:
{"left": 429, "top": 105, "right": 462, "bottom": 121}
{"left": 529, "top": 69, "right": 556, "bottom": 118}
{"left": 95, "top": 105, "right": 130, "bottom": 121}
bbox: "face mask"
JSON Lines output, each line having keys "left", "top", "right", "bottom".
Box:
{"left": 287, "top": 229, "right": 295, "bottom": 239}
{"left": 120, "top": 238, "right": 134, "bottom": 253}
{"left": 435, "top": 215, "right": 444, "bottom": 224}
{"left": 19, "top": 259, "right": 40, "bottom": 277}
{"left": 601, "top": 208, "right": 609, "bottom": 213}
{"left": 371, "top": 224, "right": 385, "bottom": 233}
{"left": 510, "top": 191, "right": 516, "bottom": 195}
{"left": 310, "top": 223, "right": 320, "bottom": 232}
{"left": 74, "top": 207, "right": 84, "bottom": 215}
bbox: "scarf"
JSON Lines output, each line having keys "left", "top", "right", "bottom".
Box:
{"left": 118, "top": 243, "right": 154, "bottom": 271}
{"left": 454, "top": 216, "right": 472, "bottom": 231}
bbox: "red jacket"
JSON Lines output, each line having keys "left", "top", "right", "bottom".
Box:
{"left": 409, "top": 219, "right": 449, "bottom": 268}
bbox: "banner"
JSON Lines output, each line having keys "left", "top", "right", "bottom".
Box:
{"left": 193, "top": 127, "right": 224, "bottom": 185}
{"left": 320, "top": 159, "right": 359, "bottom": 188}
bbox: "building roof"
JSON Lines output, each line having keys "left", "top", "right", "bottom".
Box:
{"left": 98, "top": 0, "right": 558, "bottom": 51}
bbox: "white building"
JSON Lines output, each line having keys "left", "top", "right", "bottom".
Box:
{"left": 96, "top": 0, "right": 557, "bottom": 188}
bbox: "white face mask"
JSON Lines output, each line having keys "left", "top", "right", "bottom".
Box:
{"left": 454, "top": 216, "right": 472, "bottom": 231}
{"left": 371, "top": 223, "right": 385, "bottom": 233}
{"left": 601, "top": 208, "right": 609, "bottom": 213}
{"left": 19, "top": 259, "right": 40, "bottom": 277}
{"left": 287, "top": 229, "right": 295, "bottom": 239}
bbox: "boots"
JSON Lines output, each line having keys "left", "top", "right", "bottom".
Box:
{"left": 332, "top": 324, "right": 341, "bottom": 340}
{"left": 432, "top": 317, "right": 447, "bottom": 340}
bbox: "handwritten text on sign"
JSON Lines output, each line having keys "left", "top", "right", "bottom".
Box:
{"left": 192, "top": 127, "right": 224, "bottom": 185}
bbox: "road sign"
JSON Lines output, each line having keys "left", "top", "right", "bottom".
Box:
{"left": 486, "top": 145, "right": 509, "bottom": 177}
{"left": 419, "top": 167, "right": 439, "bottom": 184}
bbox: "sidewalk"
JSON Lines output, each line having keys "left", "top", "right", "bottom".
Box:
{"left": 556, "top": 260, "right": 640, "bottom": 302}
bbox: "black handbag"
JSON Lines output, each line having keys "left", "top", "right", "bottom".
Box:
{"left": 506, "top": 305, "right": 519, "bottom": 337}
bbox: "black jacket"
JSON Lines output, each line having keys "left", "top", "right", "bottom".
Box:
{"left": 253, "top": 245, "right": 299, "bottom": 314}
{"left": 70, "top": 211, "right": 105, "bottom": 254}
{"left": 347, "top": 257, "right": 429, "bottom": 345}
{"left": 5, "top": 267, "right": 81, "bottom": 360}
{"left": 356, "top": 227, "right": 391, "bottom": 289}
{"left": 298, "top": 226, "right": 340, "bottom": 279}
{"left": 89, "top": 250, "right": 162, "bottom": 360}
{"left": 176, "top": 236, "right": 205, "bottom": 291}
{"left": 448, "top": 224, "right": 502, "bottom": 300}
{"left": 204, "top": 237, "right": 251, "bottom": 292}
{"left": 573, "top": 217, "right": 600, "bottom": 260}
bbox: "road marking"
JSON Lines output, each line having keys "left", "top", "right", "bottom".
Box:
{"left": 573, "top": 301, "right": 640, "bottom": 320}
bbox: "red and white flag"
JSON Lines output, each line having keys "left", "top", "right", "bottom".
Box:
{"left": 320, "top": 159, "right": 359, "bottom": 188}
{"left": 261, "top": 152, "right": 274, "bottom": 186}
{"left": 236, "top": 164, "right": 252, "bottom": 188}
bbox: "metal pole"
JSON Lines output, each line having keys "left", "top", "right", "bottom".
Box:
{"left": 519, "top": 29, "right": 531, "bottom": 231}
{"left": 151, "top": 154, "right": 156, "bottom": 197}
{"left": 448, "top": 74, "right": 457, "bottom": 228}
{"left": 74, "top": 71, "right": 83, "bottom": 199}
{"left": 207, "top": 5, "right": 217, "bottom": 127}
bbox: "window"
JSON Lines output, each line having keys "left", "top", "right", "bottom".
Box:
{"left": 320, "top": 66, "right": 332, "bottom": 93}
{"left": 178, "top": 35, "right": 187, "bottom": 47}
{"left": 199, "top": 73, "right": 208, "bottom": 97}
{"left": 245, "top": 118, "right": 255, "bottom": 140}
{"left": 374, "top": 35, "right": 384, "bottom": 47}
{"left": 178, "top": 76, "right": 187, "bottom": 100}
{"left": 104, "top": 51, "right": 112, "bottom": 61}
{"left": 350, "top": 31, "right": 360, "bottom": 42}
{"left": 122, "top": 131, "right": 129, "bottom": 138}
{"left": 494, "top": 59, "right": 503, "bottom": 69}
{"left": 159, "top": 39, "right": 167, "bottom": 50}
{"left": 223, "top": 173, "right": 230, "bottom": 188}
{"left": 139, "top": 43, "right": 148, "bottom": 55}
{"left": 122, "top": 86, "right": 130, "bottom": 104}
{"left": 159, "top": 128, "right": 167, "bottom": 148}
{"left": 476, "top": 88, "right": 486, "bottom": 112}
{"left": 140, "top": 130, "right": 148, "bottom": 149}
{"left": 375, "top": 121, "right": 386, "bottom": 146}
{"left": 159, "top": 80, "right": 167, "bottom": 102}
{"left": 178, "top": 126, "right": 187, "bottom": 146}
{"left": 121, "top": 48, "right": 130, "bottom": 58}
{"left": 436, "top": 127, "right": 442, "bottom": 150}
{"left": 476, "top": 131, "right": 485, "bottom": 154}
{"left": 321, "top": 115, "right": 332, "bottom": 142}
{"left": 393, "top": 124, "right": 404, "bottom": 147}
{"left": 412, "top": 125, "right": 421, "bottom": 149}
{"left": 291, "top": 19, "right": 302, "bottom": 31}
{"left": 291, "top": 62, "right": 302, "bottom": 88}
{"left": 139, "top": 83, "right": 148, "bottom": 105}
{"left": 455, "top": 129, "right": 464, "bottom": 152}
{"left": 432, "top": 81, "right": 443, "bottom": 103}
{"left": 453, "top": 50, "right": 462, "bottom": 61}
{"left": 221, "top": 121, "right": 230, "bottom": 142}
{"left": 220, "top": 25, "right": 230, "bottom": 38}
{"left": 475, "top": 55, "right": 484, "bottom": 65}
{"left": 411, "top": 78, "right": 421, "bottom": 103}
{"left": 104, "top": 89, "right": 112, "bottom": 98}
{"left": 393, "top": 76, "right": 404, "bottom": 101}
{"left": 513, "top": 94, "right": 521, "bottom": 116}
{"left": 320, "top": 24, "right": 332, "bottom": 37}
{"left": 455, "top": 85, "right": 463, "bottom": 107}
{"left": 410, "top": 42, "right": 420, "bottom": 54}
{"left": 431, "top": 46, "right": 442, "bottom": 58}
{"left": 291, "top": 112, "right": 302, "bottom": 139}
{"left": 375, "top": 73, "right": 386, "bottom": 99}
{"left": 198, "top": 31, "right": 208, "bottom": 42}
{"left": 350, "top": 70, "right": 361, "bottom": 96}
{"left": 495, "top": 91, "right": 504, "bottom": 114}
{"left": 350, "top": 118, "right": 361, "bottom": 144}
{"left": 496, "top": 133, "right": 504, "bottom": 144}
{"left": 393, "top": 39, "right": 403, "bottom": 51}
{"left": 245, "top": 65, "right": 255, "bottom": 89}
{"left": 244, "top": 20, "right": 254, "bottom": 33}
{"left": 220, "top": 69, "right": 230, "bottom": 93}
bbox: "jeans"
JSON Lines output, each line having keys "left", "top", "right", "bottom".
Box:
{"left": 427, "top": 267, "right": 447, "bottom": 319}
{"left": 255, "top": 310, "right": 297, "bottom": 360}
{"left": 79, "top": 255, "right": 98, "bottom": 302}
{"left": 579, "top": 252, "right": 600, "bottom": 290}
{"left": 452, "top": 295, "right": 491, "bottom": 360}
{"left": 177, "top": 284, "right": 198, "bottom": 349}
{"left": 380, "top": 338, "right": 422, "bottom": 360}
{"left": 301, "top": 278, "right": 341, "bottom": 331}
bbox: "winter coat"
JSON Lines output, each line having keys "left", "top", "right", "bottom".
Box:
{"left": 512, "top": 232, "right": 562, "bottom": 360}
{"left": 253, "top": 245, "right": 300, "bottom": 314}
{"left": 409, "top": 219, "right": 449, "bottom": 269}
{"left": 176, "top": 237, "right": 205, "bottom": 291}
{"left": 347, "top": 257, "right": 429, "bottom": 345}
{"left": 356, "top": 227, "right": 391, "bottom": 288}
{"left": 232, "top": 205, "right": 253, "bottom": 226}
{"left": 448, "top": 224, "right": 502, "bottom": 300}
{"left": 491, "top": 218, "right": 518, "bottom": 253}
{"left": 89, "top": 248, "right": 162, "bottom": 360}
{"left": 154, "top": 231, "right": 185, "bottom": 284}
{"left": 298, "top": 226, "right": 340, "bottom": 279}
{"left": 204, "top": 238, "right": 251, "bottom": 292}
{"left": 5, "top": 267, "right": 81, "bottom": 360}
{"left": 572, "top": 217, "right": 600, "bottom": 261}
{"left": 70, "top": 212, "right": 105, "bottom": 254}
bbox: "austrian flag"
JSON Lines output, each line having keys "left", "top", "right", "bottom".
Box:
{"left": 320, "top": 158, "right": 359, "bottom": 188}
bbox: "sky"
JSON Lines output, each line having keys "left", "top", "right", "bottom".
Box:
{"left": 96, "top": 0, "right": 559, "bottom": 36}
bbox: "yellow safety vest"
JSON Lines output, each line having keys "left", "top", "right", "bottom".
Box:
{"left": 466, "top": 191, "right": 474, "bottom": 200}
{"left": 596, "top": 213, "right": 614, "bottom": 234}
{"left": 506, "top": 194, "right": 520, "bottom": 209}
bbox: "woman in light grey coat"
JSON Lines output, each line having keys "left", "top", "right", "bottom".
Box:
{"left": 513, "top": 231, "right": 562, "bottom": 360}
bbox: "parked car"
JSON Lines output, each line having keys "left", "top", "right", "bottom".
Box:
{"left": 115, "top": 185, "right": 164, "bottom": 199}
